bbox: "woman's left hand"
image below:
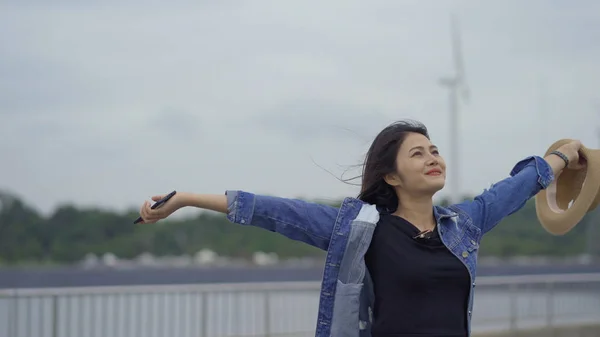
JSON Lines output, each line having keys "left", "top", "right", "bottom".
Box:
{"left": 556, "top": 140, "right": 586, "bottom": 170}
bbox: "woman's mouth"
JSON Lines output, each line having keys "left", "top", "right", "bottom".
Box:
{"left": 425, "top": 169, "right": 442, "bottom": 176}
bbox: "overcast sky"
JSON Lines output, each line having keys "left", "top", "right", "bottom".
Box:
{"left": 2, "top": 0, "right": 600, "bottom": 217}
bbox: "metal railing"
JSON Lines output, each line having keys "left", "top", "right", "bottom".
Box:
{"left": 0, "top": 273, "right": 599, "bottom": 337}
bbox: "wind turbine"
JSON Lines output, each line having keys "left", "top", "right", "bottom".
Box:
{"left": 439, "top": 14, "right": 469, "bottom": 204}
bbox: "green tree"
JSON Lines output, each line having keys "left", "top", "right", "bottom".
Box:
{"left": 0, "top": 189, "right": 597, "bottom": 266}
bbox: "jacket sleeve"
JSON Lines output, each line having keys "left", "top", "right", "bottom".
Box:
{"left": 224, "top": 190, "right": 339, "bottom": 251}
{"left": 451, "top": 156, "right": 554, "bottom": 235}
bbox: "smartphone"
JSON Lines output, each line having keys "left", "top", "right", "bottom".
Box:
{"left": 134, "top": 190, "right": 177, "bottom": 224}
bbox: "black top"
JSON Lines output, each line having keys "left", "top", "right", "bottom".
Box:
{"left": 365, "top": 213, "right": 470, "bottom": 337}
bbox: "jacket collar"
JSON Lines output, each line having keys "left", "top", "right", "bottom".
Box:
{"left": 433, "top": 205, "right": 459, "bottom": 221}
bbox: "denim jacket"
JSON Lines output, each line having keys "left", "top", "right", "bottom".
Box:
{"left": 225, "top": 156, "right": 554, "bottom": 337}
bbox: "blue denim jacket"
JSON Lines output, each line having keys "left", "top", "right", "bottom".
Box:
{"left": 225, "top": 156, "right": 554, "bottom": 337}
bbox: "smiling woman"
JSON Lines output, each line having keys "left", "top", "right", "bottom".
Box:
{"left": 137, "top": 119, "right": 584, "bottom": 337}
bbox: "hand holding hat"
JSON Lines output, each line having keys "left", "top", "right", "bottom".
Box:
{"left": 552, "top": 140, "right": 586, "bottom": 171}
{"left": 536, "top": 139, "right": 599, "bottom": 235}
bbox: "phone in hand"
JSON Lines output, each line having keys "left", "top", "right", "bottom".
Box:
{"left": 134, "top": 190, "right": 177, "bottom": 224}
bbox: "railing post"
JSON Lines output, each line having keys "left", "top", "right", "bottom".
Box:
{"left": 546, "top": 281, "right": 555, "bottom": 337}
{"left": 509, "top": 282, "right": 518, "bottom": 335}
{"left": 52, "top": 295, "right": 59, "bottom": 337}
{"left": 201, "top": 292, "right": 208, "bottom": 337}
{"left": 264, "top": 291, "right": 271, "bottom": 337}
{"left": 14, "top": 290, "right": 19, "bottom": 337}
{"left": 7, "top": 290, "right": 17, "bottom": 337}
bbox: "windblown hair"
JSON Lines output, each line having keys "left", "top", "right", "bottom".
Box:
{"left": 357, "top": 120, "right": 430, "bottom": 212}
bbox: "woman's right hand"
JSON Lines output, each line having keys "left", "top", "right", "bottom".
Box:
{"left": 138, "top": 193, "right": 188, "bottom": 224}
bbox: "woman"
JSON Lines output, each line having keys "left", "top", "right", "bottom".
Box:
{"left": 138, "top": 120, "right": 585, "bottom": 337}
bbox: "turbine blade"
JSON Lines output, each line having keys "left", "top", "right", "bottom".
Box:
{"left": 451, "top": 14, "right": 469, "bottom": 101}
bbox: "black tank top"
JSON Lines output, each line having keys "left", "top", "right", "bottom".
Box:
{"left": 365, "top": 213, "right": 470, "bottom": 337}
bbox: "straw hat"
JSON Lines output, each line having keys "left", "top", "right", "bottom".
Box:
{"left": 535, "top": 139, "right": 600, "bottom": 235}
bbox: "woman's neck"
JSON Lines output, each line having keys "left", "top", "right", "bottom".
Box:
{"left": 393, "top": 195, "right": 436, "bottom": 231}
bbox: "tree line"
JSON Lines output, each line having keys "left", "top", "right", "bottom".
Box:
{"left": 0, "top": 189, "right": 598, "bottom": 266}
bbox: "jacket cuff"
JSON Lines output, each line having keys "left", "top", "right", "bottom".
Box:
{"left": 224, "top": 190, "right": 254, "bottom": 225}
{"left": 509, "top": 155, "right": 554, "bottom": 189}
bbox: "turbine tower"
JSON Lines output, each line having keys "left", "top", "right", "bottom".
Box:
{"left": 439, "top": 14, "right": 469, "bottom": 204}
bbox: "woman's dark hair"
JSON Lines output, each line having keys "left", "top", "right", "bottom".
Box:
{"left": 357, "top": 119, "right": 430, "bottom": 212}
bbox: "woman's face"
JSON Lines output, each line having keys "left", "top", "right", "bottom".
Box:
{"left": 385, "top": 132, "right": 446, "bottom": 195}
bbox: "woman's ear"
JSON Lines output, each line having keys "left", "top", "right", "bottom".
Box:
{"left": 384, "top": 172, "right": 402, "bottom": 187}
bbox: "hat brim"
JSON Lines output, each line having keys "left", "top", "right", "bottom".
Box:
{"left": 535, "top": 139, "right": 600, "bottom": 235}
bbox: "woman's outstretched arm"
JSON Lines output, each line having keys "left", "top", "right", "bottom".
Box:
{"left": 138, "top": 191, "right": 342, "bottom": 251}
{"left": 451, "top": 140, "right": 585, "bottom": 235}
